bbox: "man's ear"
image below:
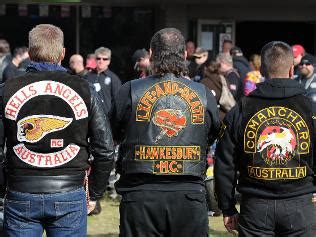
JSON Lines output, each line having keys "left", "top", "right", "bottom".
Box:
{"left": 149, "top": 48, "right": 153, "bottom": 61}
{"left": 260, "top": 66, "right": 265, "bottom": 78}
{"left": 289, "top": 65, "right": 294, "bottom": 79}
{"left": 59, "top": 48, "right": 65, "bottom": 63}
{"left": 184, "top": 50, "right": 187, "bottom": 60}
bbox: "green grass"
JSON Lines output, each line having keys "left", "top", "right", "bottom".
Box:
{"left": 87, "top": 197, "right": 236, "bottom": 237}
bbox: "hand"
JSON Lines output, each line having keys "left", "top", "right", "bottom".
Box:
{"left": 223, "top": 214, "right": 239, "bottom": 233}
{"left": 87, "top": 201, "right": 97, "bottom": 214}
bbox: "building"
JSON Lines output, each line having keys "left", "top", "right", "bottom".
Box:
{"left": 1, "top": 1, "right": 315, "bottom": 80}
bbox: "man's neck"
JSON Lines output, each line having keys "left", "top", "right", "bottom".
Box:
{"left": 97, "top": 68, "right": 108, "bottom": 74}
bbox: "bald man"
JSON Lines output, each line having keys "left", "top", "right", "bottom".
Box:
{"left": 69, "top": 54, "right": 86, "bottom": 76}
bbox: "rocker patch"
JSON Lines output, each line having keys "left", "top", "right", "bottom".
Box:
{"left": 13, "top": 143, "right": 80, "bottom": 168}
{"left": 136, "top": 80, "right": 204, "bottom": 124}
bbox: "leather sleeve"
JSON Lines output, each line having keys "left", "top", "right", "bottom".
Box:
{"left": 88, "top": 86, "right": 115, "bottom": 200}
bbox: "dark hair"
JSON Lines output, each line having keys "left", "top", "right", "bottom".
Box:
{"left": 261, "top": 41, "right": 293, "bottom": 78}
{"left": 150, "top": 28, "right": 188, "bottom": 77}
{"left": 13, "top": 47, "right": 28, "bottom": 58}
{"left": 204, "top": 61, "right": 221, "bottom": 78}
{"left": 223, "top": 39, "right": 233, "bottom": 44}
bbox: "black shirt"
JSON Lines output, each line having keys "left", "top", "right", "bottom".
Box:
{"left": 85, "top": 69, "right": 122, "bottom": 114}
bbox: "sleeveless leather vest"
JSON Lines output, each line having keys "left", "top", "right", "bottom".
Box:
{"left": 3, "top": 71, "right": 91, "bottom": 176}
{"left": 239, "top": 95, "right": 315, "bottom": 193}
{"left": 120, "top": 73, "right": 209, "bottom": 178}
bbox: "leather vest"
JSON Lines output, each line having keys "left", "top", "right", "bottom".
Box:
{"left": 120, "top": 74, "right": 208, "bottom": 178}
{"left": 3, "top": 71, "right": 91, "bottom": 176}
{"left": 239, "top": 95, "right": 315, "bottom": 193}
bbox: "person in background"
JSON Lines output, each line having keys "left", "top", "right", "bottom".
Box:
{"left": 0, "top": 39, "right": 11, "bottom": 83}
{"left": 69, "top": 54, "right": 87, "bottom": 77}
{"left": 2, "top": 24, "right": 114, "bottom": 237}
{"left": 297, "top": 54, "right": 316, "bottom": 113}
{"left": 185, "top": 40, "right": 196, "bottom": 60}
{"left": 215, "top": 41, "right": 316, "bottom": 236}
{"left": 85, "top": 47, "right": 122, "bottom": 115}
{"left": 85, "top": 53, "right": 97, "bottom": 72}
{"left": 200, "top": 61, "right": 226, "bottom": 120}
{"left": 132, "top": 48, "right": 151, "bottom": 78}
{"left": 189, "top": 47, "right": 210, "bottom": 82}
{"left": 244, "top": 54, "right": 264, "bottom": 96}
{"left": 186, "top": 40, "right": 196, "bottom": 77}
{"left": 230, "top": 46, "right": 251, "bottom": 82}
{"left": 217, "top": 52, "right": 243, "bottom": 101}
{"left": 2, "top": 46, "right": 29, "bottom": 82}
{"left": 292, "top": 44, "right": 305, "bottom": 79}
{"left": 222, "top": 39, "right": 233, "bottom": 54}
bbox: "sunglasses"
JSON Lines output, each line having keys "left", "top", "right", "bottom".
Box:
{"left": 299, "top": 62, "right": 312, "bottom": 66}
{"left": 96, "top": 57, "right": 110, "bottom": 61}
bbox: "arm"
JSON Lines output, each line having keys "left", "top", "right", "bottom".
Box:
{"left": 109, "top": 82, "right": 131, "bottom": 143}
{"left": 88, "top": 86, "right": 115, "bottom": 201}
{"left": 109, "top": 82, "right": 132, "bottom": 174}
{"left": 215, "top": 105, "right": 240, "bottom": 218}
{"left": 205, "top": 89, "right": 221, "bottom": 145}
{"left": 111, "top": 73, "right": 122, "bottom": 98}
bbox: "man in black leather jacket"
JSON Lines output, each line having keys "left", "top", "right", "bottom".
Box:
{"left": 111, "top": 28, "right": 220, "bottom": 237}
{"left": 1, "top": 24, "right": 114, "bottom": 237}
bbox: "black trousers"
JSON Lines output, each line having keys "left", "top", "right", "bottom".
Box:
{"left": 238, "top": 193, "right": 316, "bottom": 237}
{"left": 119, "top": 190, "right": 209, "bottom": 237}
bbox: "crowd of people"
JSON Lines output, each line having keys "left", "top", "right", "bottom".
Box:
{"left": 0, "top": 24, "right": 315, "bottom": 237}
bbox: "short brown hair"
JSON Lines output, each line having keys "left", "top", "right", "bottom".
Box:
{"left": 261, "top": 41, "right": 293, "bottom": 78}
{"left": 29, "top": 24, "right": 64, "bottom": 63}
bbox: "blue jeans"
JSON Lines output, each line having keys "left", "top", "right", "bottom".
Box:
{"left": 3, "top": 187, "right": 87, "bottom": 237}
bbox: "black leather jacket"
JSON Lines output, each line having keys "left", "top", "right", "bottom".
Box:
{"left": 3, "top": 71, "right": 114, "bottom": 200}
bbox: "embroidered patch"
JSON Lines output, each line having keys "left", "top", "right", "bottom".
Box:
{"left": 104, "top": 77, "right": 111, "bottom": 85}
{"left": 134, "top": 145, "right": 200, "bottom": 175}
{"left": 153, "top": 160, "right": 183, "bottom": 174}
{"left": 13, "top": 143, "right": 80, "bottom": 168}
{"left": 136, "top": 80, "right": 204, "bottom": 124}
{"left": 50, "top": 139, "right": 64, "bottom": 148}
{"left": 257, "top": 126, "right": 296, "bottom": 165}
{"left": 244, "top": 106, "right": 310, "bottom": 180}
{"left": 134, "top": 145, "right": 200, "bottom": 161}
{"left": 5, "top": 80, "right": 88, "bottom": 121}
{"left": 5, "top": 80, "right": 88, "bottom": 168}
{"left": 153, "top": 109, "right": 186, "bottom": 138}
{"left": 247, "top": 166, "right": 306, "bottom": 180}
{"left": 93, "top": 83, "right": 101, "bottom": 92}
{"left": 17, "top": 115, "right": 72, "bottom": 143}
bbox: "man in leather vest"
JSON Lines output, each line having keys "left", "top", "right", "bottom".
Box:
{"left": 215, "top": 41, "right": 316, "bottom": 236}
{"left": 111, "top": 28, "right": 220, "bottom": 237}
{"left": 1, "top": 24, "right": 114, "bottom": 237}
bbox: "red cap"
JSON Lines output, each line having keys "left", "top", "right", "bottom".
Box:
{"left": 86, "top": 58, "right": 97, "bottom": 69}
{"left": 292, "top": 44, "right": 305, "bottom": 58}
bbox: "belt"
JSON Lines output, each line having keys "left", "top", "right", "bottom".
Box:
{"left": 7, "top": 173, "right": 85, "bottom": 194}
